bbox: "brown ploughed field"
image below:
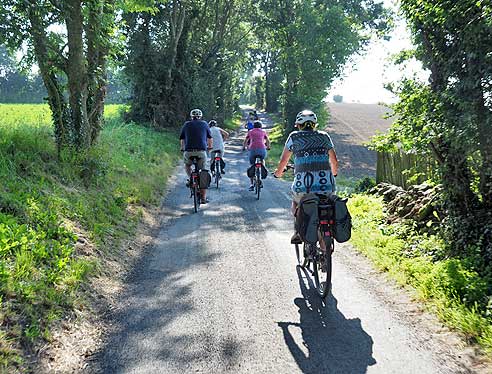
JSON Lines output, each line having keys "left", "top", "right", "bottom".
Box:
{"left": 325, "top": 103, "right": 394, "bottom": 178}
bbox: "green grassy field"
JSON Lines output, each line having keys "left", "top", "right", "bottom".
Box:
{"left": 0, "top": 104, "right": 180, "bottom": 372}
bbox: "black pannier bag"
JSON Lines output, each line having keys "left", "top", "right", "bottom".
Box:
{"left": 332, "top": 196, "right": 352, "bottom": 243}
{"left": 260, "top": 164, "right": 268, "bottom": 179}
{"left": 295, "top": 193, "right": 320, "bottom": 244}
{"left": 247, "top": 163, "right": 268, "bottom": 179}
{"left": 247, "top": 164, "right": 255, "bottom": 178}
{"left": 210, "top": 157, "right": 225, "bottom": 173}
{"left": 199, "top": 170, "right": 211, "bottom": 189}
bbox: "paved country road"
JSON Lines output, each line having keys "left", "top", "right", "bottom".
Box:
{"left": 89, "top": 115, "right": 482, "bottom": 374}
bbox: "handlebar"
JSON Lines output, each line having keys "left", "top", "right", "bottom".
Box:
{"left": 272, "top": 164, "right": 294, "bottom": 178}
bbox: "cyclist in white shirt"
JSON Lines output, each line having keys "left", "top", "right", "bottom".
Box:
{"left": 208, "top": 120, "right": 229, "bottom": 174}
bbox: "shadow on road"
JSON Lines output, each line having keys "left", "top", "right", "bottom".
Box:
{"left": 277, "top": 266, "right": 376, "bottom": 374}
{"left": 87, "top": 209, "right": 233, "bottom": 373}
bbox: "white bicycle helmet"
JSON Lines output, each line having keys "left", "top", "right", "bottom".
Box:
{"left": 190, "top": 108, "right": 203, "bottom": 118}
{"left": 295, "top": 110, "right": 317, "bottom": 125}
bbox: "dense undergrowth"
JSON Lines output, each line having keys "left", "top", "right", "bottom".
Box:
{"left": 0, "top": 104, "right": 179, "bottom": 371}
{"left": 348, "top": 194, "right": 492, "bottom": 353}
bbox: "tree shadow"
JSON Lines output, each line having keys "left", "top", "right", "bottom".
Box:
{"left": 277, "top": 266, "right": 376, "bottom": 374}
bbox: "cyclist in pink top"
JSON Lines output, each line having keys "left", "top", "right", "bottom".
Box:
{"left": 243, "top": 121, "right": 270, "bottom": 190}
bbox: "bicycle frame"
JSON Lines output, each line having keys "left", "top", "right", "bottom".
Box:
{"left": 189, "top": 158, "right": 200, "bottom": 212}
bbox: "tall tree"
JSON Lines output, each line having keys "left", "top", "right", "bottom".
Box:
{"left": 382, "top": 0, "right": 492, "bottom": 267}
{"left": 0, "top": 0, "right": 118, "bottom": 153}
{"left": 256, "top": 0, "right": 388, "bottom": 129}
{"left": 125, "top": 0, "right": 254, "bottom": 127}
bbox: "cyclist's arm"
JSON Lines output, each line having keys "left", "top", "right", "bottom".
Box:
{"left": 219, "top": 128, "right": 229, "bottom": 139}
{"left": 329, "top": 148, "right": 338, "bottom": 176}
{"left": 243, "top": 135, "right": 249, "bottom": 149}
{"left": 180, "top": 139, "right": 185, "bottom": 151}
{"left": 274, "top": 147, "right": 292, "bottom": 178}
{"left": 207, "top": 137, "right": 213, "bottom": 149}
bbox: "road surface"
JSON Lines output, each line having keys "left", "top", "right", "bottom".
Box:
{"left": 90, "top": 114, "right": 479, "bottom": 373}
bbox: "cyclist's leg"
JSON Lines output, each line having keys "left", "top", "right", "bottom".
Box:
{"left": 291, "top": 194, "right": 303, "bottom": 243}
{"left": 195, "top": 152, "right": 209, "bottom": 201}
{"left": 248, "top": 150, "right": 257, "bottom": 188}
{"left": 220, "top": 147, "right": 225, "bottom": 173}
{"left": 183, "top": 152, "right": 193, "bottom": 177}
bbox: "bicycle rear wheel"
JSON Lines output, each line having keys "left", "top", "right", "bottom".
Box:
{"left": 256, "top": 175, "right": 261, "bottom": 200}
{"left": 314, "top": 244, "right": 332, "bottom": 299}
{"left": 215, "top": 161, "right": 220, "bottom": 189}
{"left": 192, "top": 185, "right": 200, "bottom": 213}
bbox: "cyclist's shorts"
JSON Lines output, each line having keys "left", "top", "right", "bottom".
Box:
{"left": 292, "top": 191, "right": 332, "bottom": 204}
{"left": 248, "top": 148, "right": 267, "bottom": 164}
{"left": 184, "top": 150, "right": 207, "bottom": 169}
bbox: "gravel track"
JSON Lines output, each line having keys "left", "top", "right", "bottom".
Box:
{"left": 89, "top": 113, "right": 485, "bottom": 374}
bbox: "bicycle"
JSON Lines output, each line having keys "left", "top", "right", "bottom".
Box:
{"left": 273, "top": 165, "right": 334, "bottom": 299}
{"left": 253, "top": 156, "right": 264, "bottom": 200}
{"left": 295, "top": 194, "right": 335, "bottom": 299}
{"left": 211, "top": 150, "right": 222, "bottom": 189}
{"left": 189, "top": 156, "right": 201, "bottom": 213}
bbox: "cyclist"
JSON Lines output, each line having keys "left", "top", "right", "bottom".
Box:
{"left": 180, "top": 108, "right": 212, "bottom": 204}
{"left": 208, "top": 120, "right": 229, "bottom": 174}
{"left": 273, "top": 110, "right": 339, "bottom": 245}
{"left": 244, "top": 111, "right": 255, "bottom": 131}
{"left": 243, "top": 120, "right": 270, "bottom": 191}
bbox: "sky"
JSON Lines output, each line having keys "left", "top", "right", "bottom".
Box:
{"left": 327, "top": 0, "right": 427, "bottom": 104}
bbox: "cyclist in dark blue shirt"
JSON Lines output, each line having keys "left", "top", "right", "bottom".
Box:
{"left": 180, "top": 108, "right": 212, "bottom": 203}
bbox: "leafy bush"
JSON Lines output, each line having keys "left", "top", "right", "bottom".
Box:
{"left": 354, "top": 177, "right": 376, "bottom": 193}
{"left": 348, "top": 194, "right": 492, "bottom": 352}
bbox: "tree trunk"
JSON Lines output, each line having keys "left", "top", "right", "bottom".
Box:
{"left": 86, "top": 0, "right": 110, "bottom": 145}
{"left": 164, "top": 1, "right": 186, "bottom": 93}
{"left": 65, "top": 0, "right": 90, "bottom": 149}
{"left": 27, "top": 4, "right": 70, "bottom": 155}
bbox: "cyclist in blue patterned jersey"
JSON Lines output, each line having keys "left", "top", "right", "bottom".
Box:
{"left": 274, "top": 110, "right": 339, "bottom": 243}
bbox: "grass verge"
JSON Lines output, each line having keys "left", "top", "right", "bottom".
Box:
{"left": 348, "top": 194, "right": 492, "bottom": 353}
{"left": 0, "top": 104, "right": 180, "bottom": 372}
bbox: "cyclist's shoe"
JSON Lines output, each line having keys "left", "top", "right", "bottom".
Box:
{"left": 221, "top": 169, "right": 225, "bottom": 174}
{"left": 291, "top": 232, "right": 302, "bottom": 244}
{"left": 185, "top": 179, "right": 190, "bottom": 187}
{"left": 201, "top": 197, "right": 209, "bottom": 204}
{"left": 249, "top": 185, "right": 254, "bottom": 191}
